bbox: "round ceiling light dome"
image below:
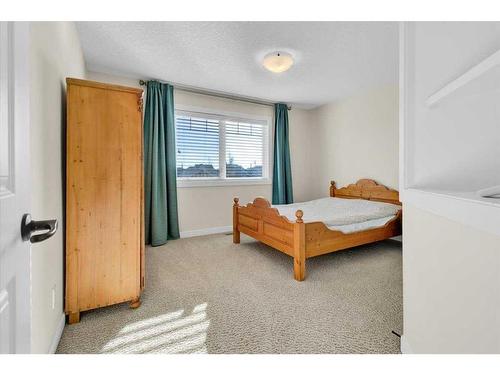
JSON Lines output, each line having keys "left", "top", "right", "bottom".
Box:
{"left": 262, "top": 51, "right": 294, "bottom": 73}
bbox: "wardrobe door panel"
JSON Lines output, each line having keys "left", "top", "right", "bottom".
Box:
{"left": 65, "top": 78, "right": 143, "bottom": 321}
{"left": 110, "top": 89, "right": 142, "bottom": 301}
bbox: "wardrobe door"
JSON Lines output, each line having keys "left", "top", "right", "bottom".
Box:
{"left": 66, "top": 79, "right": 143, "bottom": 321}
{"left": 102, "top": 85, "right": 142, "bottom": 305}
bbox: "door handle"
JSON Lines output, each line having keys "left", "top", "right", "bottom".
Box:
{"left": 20, "top": 214, "right": 58, "bottom": 243}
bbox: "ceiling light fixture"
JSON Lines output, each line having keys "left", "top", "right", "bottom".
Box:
{"left": 262, "top": 51, "right": 294, "bottom": 73}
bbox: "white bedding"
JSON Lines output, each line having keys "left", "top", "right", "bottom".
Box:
{"left": 273, "top": 197, "right": 400, "bottom": 234}
{"left": 326, "top": 215, "right": 396, "bottom": 233}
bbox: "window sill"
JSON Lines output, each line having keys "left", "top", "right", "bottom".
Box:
{"left": 177, "top": 178, "right": 272, "bottom": 188}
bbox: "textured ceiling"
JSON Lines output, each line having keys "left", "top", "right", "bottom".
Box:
{"left": 76, "top": 22, "right": 398, "bottom": 108}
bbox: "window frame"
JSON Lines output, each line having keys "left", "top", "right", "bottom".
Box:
{"left": 175, "top": 105, "right": 273, "bottom": 188}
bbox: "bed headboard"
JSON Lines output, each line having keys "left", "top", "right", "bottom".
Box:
{"left": 330, "top": 179, "right": 401, "bottom": 205}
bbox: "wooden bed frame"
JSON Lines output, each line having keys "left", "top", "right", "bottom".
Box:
{"left": 232, "top": 179, "right": 402, "bottom": 281}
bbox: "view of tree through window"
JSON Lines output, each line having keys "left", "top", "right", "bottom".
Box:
{"left": 175, "top": 113, "right": 267, "bottom": 179}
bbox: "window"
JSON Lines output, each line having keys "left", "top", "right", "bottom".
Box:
{"left": 176, "top": 115, "right": 220, "bottom": 178}
{"left": 175, "top": 109, "right": 271, "bottom": 187}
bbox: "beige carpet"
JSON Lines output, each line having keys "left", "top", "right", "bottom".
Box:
{"left": 56, "top": 234, "right": 402, "bottom": 354}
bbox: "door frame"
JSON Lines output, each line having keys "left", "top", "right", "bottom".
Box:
{"left": 0, "top": 21, "right": 32, "bottom": 353}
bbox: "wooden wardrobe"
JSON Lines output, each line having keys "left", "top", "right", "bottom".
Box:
{"left": 65, "top": 78, "right": 144, "bottom": 324}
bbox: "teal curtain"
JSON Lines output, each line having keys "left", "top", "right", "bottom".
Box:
{"left": 144, "top": 81, "right": 180, "bottom": 246}
{"left": 272, "top": 103, "right": 293, "bottom": 204}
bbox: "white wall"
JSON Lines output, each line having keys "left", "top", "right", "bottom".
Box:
{"left": 30, "top": 22, "right": 86, "bottom": 353}
{"left": 401, "top": 22, "right": 500, "bottom": 354}
{"left": 402, "top": 204, "right": 500, "bottom": 353}
{"left": 312, "top": 85, "right": 399, "bottom": 193}
{"left": 288, "top": 108, "right": 321, "bottom": 201}
{"left": 407, "top": 22, "right": 500, "bottom": 191}
{"left": 87, "top": 71, "right": 317, "bottom": 234}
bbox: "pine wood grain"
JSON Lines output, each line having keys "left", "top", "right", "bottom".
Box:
{"left": 65, "top": 78, "right": 144, "bottom": 323}
{"left": 330, "top": 179, "right": 401, "bottom": 205}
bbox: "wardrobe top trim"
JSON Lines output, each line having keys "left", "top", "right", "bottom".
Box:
{"left": 66, "top": 78, "right": 143, "bottom": 95}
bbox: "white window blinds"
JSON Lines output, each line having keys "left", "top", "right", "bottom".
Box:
{"left": 225, "top": 121, "right": 264, "bottom": 178}
{"left": 175, "top": 111, "right": 269, "bottom": 182}
{"left": 176, "top": 115, "right": 220, "bottom": 178}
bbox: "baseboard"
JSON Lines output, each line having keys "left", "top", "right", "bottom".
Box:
{"left": 48, "top": 313, "right": 65, "bottom": 354}
{"left": 180, "top": 225, "right": 233, "bottom": 238}
{"left": 400, "top": 334, "right": 413, "bottom": 354}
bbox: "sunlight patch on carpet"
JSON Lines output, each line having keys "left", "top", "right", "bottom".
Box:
{"left": 100, "top": 303, "right": 210, "bottom": 354}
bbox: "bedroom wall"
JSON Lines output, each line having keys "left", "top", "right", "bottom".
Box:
{"left": 171, "top": 90, "right": 275, "bottom": 236}
{"left": 312, "top": 85, "right": 399, "bottom": 192}
{"left": 30, "top": 21, "right": 87, "bottom": 353}
{"left": 406, "top": 22, "right": 500, "bottom": 191}
{"left": 402, "top": 204, "right": 500, "bottom": 353}
{"left": 401, "top": 21, "right": 500, "bottom": 354}
{"left": 86, "top": 71, "right": 318, "bottom": 235}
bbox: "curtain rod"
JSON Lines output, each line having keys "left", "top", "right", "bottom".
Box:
{"left": 139, "top": 80, "right": 291, "bottom": 110}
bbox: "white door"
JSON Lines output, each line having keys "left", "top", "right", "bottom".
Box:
{"left": 0, "top": 22, "right": 31, "bottom": 354}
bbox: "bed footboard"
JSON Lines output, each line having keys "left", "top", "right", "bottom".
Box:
{"left": 233, "top": 197, "right": 306, "bottom": 281}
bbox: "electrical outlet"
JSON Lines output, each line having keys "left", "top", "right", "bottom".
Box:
{"left": 51, "top": 285, "right": 56, "bottom": 310}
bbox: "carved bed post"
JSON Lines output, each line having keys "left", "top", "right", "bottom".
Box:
{"left": 293, "top": 210, "right": 306, "bottom": 281}
{"left": 233, "top": 197, "right": 240, "bottom": 244}
{"left": 330, "top": 180, "right": 336, "bottom": 197}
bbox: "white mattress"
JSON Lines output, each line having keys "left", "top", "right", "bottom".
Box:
{"left": 273, "top": 197, "right": 400, "bottom": 234}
